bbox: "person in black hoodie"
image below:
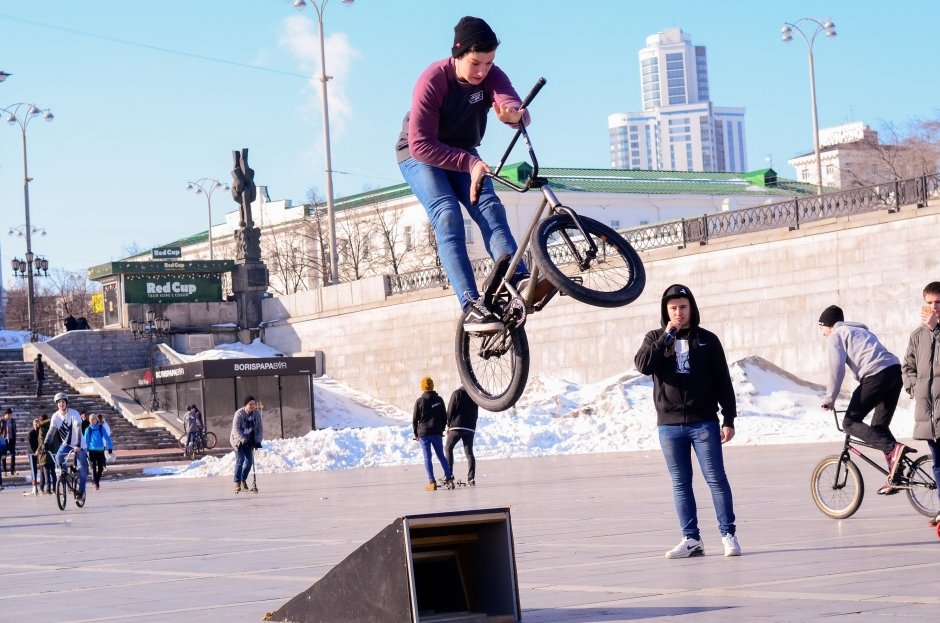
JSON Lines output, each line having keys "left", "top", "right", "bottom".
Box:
{"left": 634, "top": 284, "right": 741, "bottom": 559}
{"left": 445, "top": 386, "right": 479, "bottom": 485}
{"left": 413, "top": 376, "right": 454, "bottom": 491}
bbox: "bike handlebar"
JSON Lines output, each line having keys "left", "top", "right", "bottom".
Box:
{"left": 487, "top": 78, "right": 547, "bottom": 189}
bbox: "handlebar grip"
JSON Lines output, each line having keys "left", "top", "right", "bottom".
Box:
{"left": 519, "top": 77, "right": 546, "bottom": 111}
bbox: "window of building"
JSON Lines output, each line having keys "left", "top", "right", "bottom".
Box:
{"left": 464, "top": 219, "right": 474, "bottom": 244}
{"left": 403, "top": 225, "right": 414, "bottom": 250}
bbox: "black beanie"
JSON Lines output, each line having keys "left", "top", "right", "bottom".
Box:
{"left": 452, "top": 16, "right": 499, "bottom": 58}
{"left": 818, "top": 305, "right": 844, "bottom": 327}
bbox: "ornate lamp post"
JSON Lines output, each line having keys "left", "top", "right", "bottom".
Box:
{"left": 131, "top": 311, "right": 172, "bottom": 412}
{"left": 2, "top": 103, "right": 54, "bottom": 340}
{"left": 292, "top": 0, "right": 354, "bottom": 284}
{"left": 186, "top": 178, "right": 230, "bottom": 260}
{"left": 781, "top": 17, "right": 837, "bottom": 195}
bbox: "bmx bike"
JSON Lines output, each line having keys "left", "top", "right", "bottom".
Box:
{"left": 55, "top": 451, "right": 86, "bottom": 511}
{"left": 456, "top": 78, "right": 646, "bottom": 411}
{"left": 811, "top": 409, "right": 939, "bottom": 523}
{"left": 178, "top": 430, "right": 218, "bottom": 459}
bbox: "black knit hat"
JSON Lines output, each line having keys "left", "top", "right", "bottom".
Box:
{"left": 818, "top": 305, "right": 844, "bottom": 327}
{"left": 452, "top": 16, "right": 499, "bottom": 58}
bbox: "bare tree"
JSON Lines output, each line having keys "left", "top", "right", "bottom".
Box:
{"left": 840, "top": 117, "right": 940, "bottom": 187}
{"left": 335, "top": 214, "right": 374, "bottom": 281}
{"left": 370, "top": 202, "right": 435, "bottom": 276}
{"left": 260, "top": 226, "right": 314, "bottom": 295}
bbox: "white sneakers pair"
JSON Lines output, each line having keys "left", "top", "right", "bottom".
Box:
{"left": 664, "top": 535, "right": 742, "bottom": 559}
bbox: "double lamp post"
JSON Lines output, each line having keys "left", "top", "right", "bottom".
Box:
{"left": 131, "top": 311, "right": 172, "bottom": 412}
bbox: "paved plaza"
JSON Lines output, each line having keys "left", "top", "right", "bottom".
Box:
{"left": 1, "top": 441, "right": 938, "bottom": 622}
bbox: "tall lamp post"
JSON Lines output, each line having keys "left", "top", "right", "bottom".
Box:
{"left": 186, "top": 178, "right": 230, "bottom": 260}
{"left": 131, "top": 311, "right": 172, "bottom": 412}
{"left": 781, "top": 17, "right": 837, "bottom": 195}
{"left": 2, "top": 102, "right": 54, "bottom": 340}
{"left": 293, "top": 0, "right": 354, "bottom": 284}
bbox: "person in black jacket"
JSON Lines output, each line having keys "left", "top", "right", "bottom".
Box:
{"left": 413, "top": 376, "right": 454, "bottom": 491}
{"left": 34, "top": 354, "right": 45, "bottom": 397}
{"left": 445, "top": 386, "right": 479, "bottom": 485}
{"left": 634, "top": 284, "right": 741, "bottom": 559}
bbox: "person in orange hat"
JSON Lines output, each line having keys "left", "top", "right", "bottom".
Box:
{"left": 413, "top": 377, "right": 454, "bottom": 491}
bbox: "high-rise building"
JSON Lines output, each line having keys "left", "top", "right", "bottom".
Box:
{"left": 609, "top": 28, "right": 747, "bottom": 172}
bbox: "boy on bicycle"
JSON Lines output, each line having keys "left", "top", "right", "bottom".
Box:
{"left": 45, "top": 392, "right": 88, "bottom": 499}
{"left": 183, "top": 404, "right": 204, "bottom": 457}
{"left": 396, "top": 16, "right": 530, "bottom": 334}
{"left": 818, "top": 305, "right": 909, "bottom": 494}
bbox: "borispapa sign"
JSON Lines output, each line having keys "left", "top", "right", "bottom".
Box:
{"left": 123, "top": 273, "right": 222, "bottom": 303}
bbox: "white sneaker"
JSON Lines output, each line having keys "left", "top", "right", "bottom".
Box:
{"left": 722, "top": 534, "right": 742, "bottom": 557}
{"left": 665, "top": 537, "right": 704, "bottom": 559}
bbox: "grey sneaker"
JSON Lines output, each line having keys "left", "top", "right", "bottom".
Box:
{"left": 463, "top": 300, "right": 503, "bottom": 334}
{"left": 665, "top": 537, "right": 704, "bottom": 559}
{"left": 722, "top": 534, "right": 742, "bottom": 557}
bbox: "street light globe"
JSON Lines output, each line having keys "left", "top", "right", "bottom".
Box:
{"left": 294, "top": 0, "right": 306, "bottom": 8}
{"left": 780, "top": 25, "right": 793, "bottom": 42}
{"left": 43, "top": 111, "right": 54, "bottom": 122}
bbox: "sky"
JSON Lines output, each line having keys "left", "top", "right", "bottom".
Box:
{"left": 1, "top": 1, "right": 938, "bottom": 278}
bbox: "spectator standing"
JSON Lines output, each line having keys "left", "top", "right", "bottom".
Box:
{"left": 34, "top": 353, "right": 45, "bottom": 397}
{"left": 79, "top": 409, "right": 91, "bottom": 435}
{"left": 83, "top": 414, "right": 113, "bottom": 490}
{"left": 37, "top": 413, "right": 54, "bottom": 495}
{"left": 25, "top": 418, "right": 40, "bottom": 496}
{"left": 1, "top": 408, "right": 17, "bottom": 475}
{"left": 230, "top": 396, "right": 263, "bottom": 493}
{"left": 183, "top": 405, "right": 204, "bottom": 457}
{"left": 413, "top": 377, "right": 454, "bottom": 491}
{"left": 634, "top": 284, "right": 741, "bottom": 558}
{"left": 445, "top": 386, "right": 479, "bottom": 486}
{"left": 901, "top": 281, "right": 940, "bottom": 526}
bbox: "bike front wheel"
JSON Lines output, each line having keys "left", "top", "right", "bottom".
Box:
{"left": 56, "top": 478, "right": 68, "bottom": 511}
{"left": 905, "top": 455, "right": 940, "bottom": 517}
{"left": 531, "top": 214, "right": 645, "bottom": 308}
{"left": 204, "top": 432, "right": 218, "bottom": 449}
{"left": 811, "top": 455, "right": 864, "bottom": 519}
{"left": 455, "top": 320, "right": 530, "bottom": 412}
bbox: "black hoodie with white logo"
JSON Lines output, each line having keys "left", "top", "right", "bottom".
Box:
{"left": 633, "top": 284, "right": 736, "bottom": 428}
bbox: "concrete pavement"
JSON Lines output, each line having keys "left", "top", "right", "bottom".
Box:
{"left": 1, "top": 441, "right": 938, "bottom": 622}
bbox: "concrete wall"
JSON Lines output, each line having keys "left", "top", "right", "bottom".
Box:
{"left": 262, "top": 203, "right": 940, "bottom": 412}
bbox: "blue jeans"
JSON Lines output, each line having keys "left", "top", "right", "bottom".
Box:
{"left": 658, "top": 421, "right": 736, "bottom": 539}
{"left": 400, "top": 155, "right": 522, "bottom": 309}
{"left": 54, "top": 444, "right": 87, "bottom": 494}
{"left": 234, "top": 444, "right": 254, "bottom": 483}
{"left": 419, "top": 435, "right": 452, "bottom": 483}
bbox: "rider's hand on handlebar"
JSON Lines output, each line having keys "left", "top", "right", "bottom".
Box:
{"left": 821, "top": 402, "right": 833, "bottom": 411}
{"left": 470, "top": 160, "right": 490, "bottom": 204}
{"left": 492, "top": 102, "right": 524, "bottom": 126}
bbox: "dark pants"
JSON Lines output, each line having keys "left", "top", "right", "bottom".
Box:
{"left": 928, "top": 439, "right": 940, "bottom": 507}
{"left": 41, "top": 461, "right": 56, "bottom": 493}
{"left": 842, "top": 364, "right": 903, "bottom": 455}
{"left": 2, "top": 445, "right": 16, "bottom": 474}
{"left": 36, "top": 379, "right": 44, "bottom": 397}
{"left": 88, "top": 450, "right": 106, "bottom": 485}
{"left": 445, "top": 430, "right": 476, "bottom": 482}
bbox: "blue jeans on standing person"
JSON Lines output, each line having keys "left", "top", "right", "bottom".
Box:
{"left": 234, "top": 444, "right": 254, "bottom": 483}
{"left": 54, "top": 444, "right": 87, "bottom": 494}
{"left": 658, "top": 421, "right": 736, "bottom": 540}
{"left": 419, "top": 435, "right": 453, "bottom": 483}
{"left": 400, "top": 154, "right": 523, "bottom": 310}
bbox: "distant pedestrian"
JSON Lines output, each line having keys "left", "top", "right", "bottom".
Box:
{"left": 445, "top": 386, "right": 479, "bottom": 486}
{"left": 83, "top": 414, "right": 113, "bottom": 490}
{"left": 230, "top": 396, "right": 263, "bottom": 493}
{"left": 34, "top": 353, "right": 45, "bottom": 397}
{"left": 634, "top": 284, "right": 741, "bottom": 559}
{"left": 79, "top": 408, "right": 91, "bottom": 434}
{"left": 183, "top": 405, "right": 204, "bottom": 457}
{"left": 26, "top": 418, "right": 40, "bottom": 496}
{"left": 413, "top": 376, "right": 454, "bottom": 491}
{"left": 1, "top": 408, "right": 17, "bottom": 476}
{"left": 37, "top": 413, "right": 54, "bottom": 494}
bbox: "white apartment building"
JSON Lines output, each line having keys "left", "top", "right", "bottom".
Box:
{"left": 609, "top": 27, "right": 747, "bottom": 173}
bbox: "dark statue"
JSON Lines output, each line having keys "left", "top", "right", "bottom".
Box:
{"left": 231, "top": 148, "right": 257, "bottom": 227}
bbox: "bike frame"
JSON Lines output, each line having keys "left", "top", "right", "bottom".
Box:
{"left": 830, "top": 409, "right": 914, "bottom": 489}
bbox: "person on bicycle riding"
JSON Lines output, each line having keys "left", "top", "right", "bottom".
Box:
{"left": 83, "top": 414, "right": 112, "bottom": 491}
{"left": 396, "top": 15, "right": 530, "bottom": 334}
{"left": 901, "top": 281, "right": 940, "bottom": 525}
{"left": 45, "top": 392, "right": 88, "bottom": 499}
{"left": 230, "top": 396, "right": 263, "bottom": 493}
{"left": 818, "top": 305, "right": 910, "bottom": 495}
{"left": 634, "top": 284, "right": 741, "bottom": 559}
{"left": 183, "top": 404, "right": 204, "bottom": 457}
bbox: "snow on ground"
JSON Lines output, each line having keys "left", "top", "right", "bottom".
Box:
{"left": 3, "top": 329, "right": 911, "bottom": 480}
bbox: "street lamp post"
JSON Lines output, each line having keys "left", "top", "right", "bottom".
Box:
{"left": 293, "top": 0, "right": 354, "bottom": 284}
{"left": 186, "top": 178, "right": 230, "bottom": 260}
{"left": 131, "top": 311, "right": 172, "bottom": 412}
{"left": 781, "top": 17, "right": 837, "bottom": 195}
{"left": 2, "top": 102, "right": 54, "bottom": 340}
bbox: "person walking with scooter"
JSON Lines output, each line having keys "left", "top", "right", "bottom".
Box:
{"left": 230, "top": 396, "right": 263, "bottom": 493}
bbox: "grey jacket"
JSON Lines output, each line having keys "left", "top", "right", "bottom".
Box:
{"left": 902, "top": 324, "right": 940, "bottom": 440}
{"left": 823, "top": 321, "right": 900, "bottom": 405}
{"left": 230, "top": 407, "right": 263, "bottom": 449}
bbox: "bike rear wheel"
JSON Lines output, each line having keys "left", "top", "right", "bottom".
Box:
{"left": 56, "top": 478, "right": 68, "bottom": 511}
{"left": 204, "top": 432, "right": 218, "bottom": 449}
{"left": 531, "top": 214, "right": 645, "bottom": 308}
{"left": 905, "top": 455, "right": 939, "bottom": 517}
{"left": 811, "top": 455, "right": 864, "bottom": 519}
{"left": 455, "top": 319, "right": 529, "bottom": 412}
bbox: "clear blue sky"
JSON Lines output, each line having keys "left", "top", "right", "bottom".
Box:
{"left": 1, "top": 0, "right": 938, "bottom": 274}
